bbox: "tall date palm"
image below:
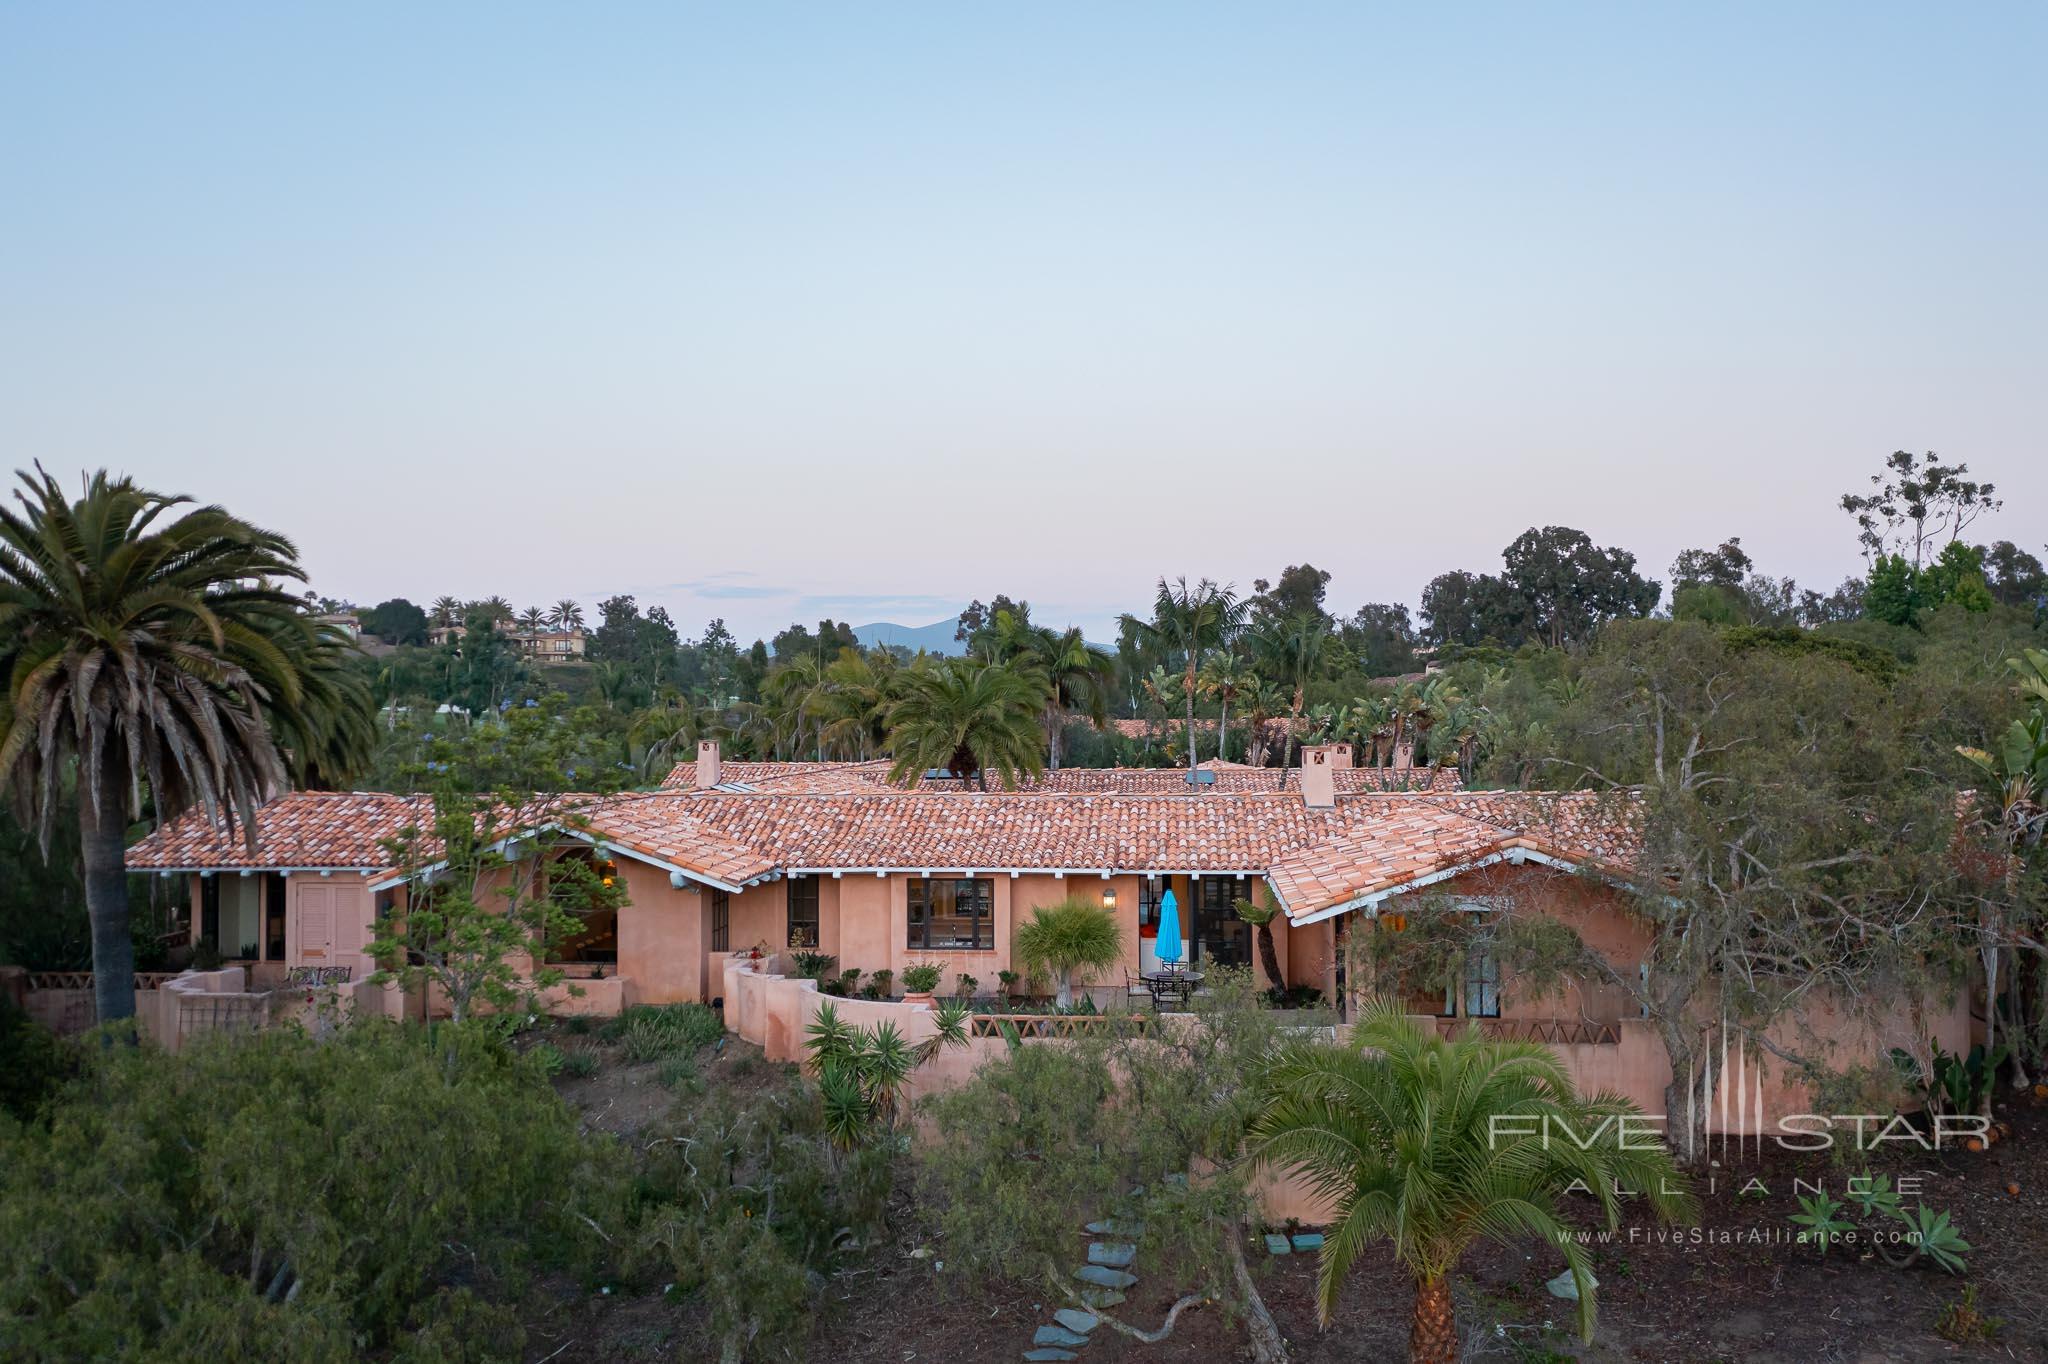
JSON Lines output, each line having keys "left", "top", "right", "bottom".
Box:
{"left": 0, "top": 467, "right": 356, "bottom": 1023}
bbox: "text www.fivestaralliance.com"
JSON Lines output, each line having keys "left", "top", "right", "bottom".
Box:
{"left": 1555, "top": 1227, "right": 1923, "bottom": 1248}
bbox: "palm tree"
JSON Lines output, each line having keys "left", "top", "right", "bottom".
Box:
{"left": 549, "top": 598, "right": 584, "bottom": 631}
{"left": 1241, "top": 677, "right": 1286, "bottom": 766}
{"left": 1250, "top": 612, "right": 1341, "bottom": 769}
{"left": 814, "top": 647, "right": 901, "bottom": 759}
{"left": 515, "top": 605, "right": 547, "bottom": 634}
{"left": 762, "top": 653, "right": 829, "bottom": 760}
{"left": 1122, "top": 577, "right": 1246, "bottom": 770}
{"left": 429, "top": 595, "right": 463, "bottom": 629}
{"left": 1344, "top": 695, "right": 1396, "bottom": 767}
{"left": 474, "top": 595, "right": 514, "bottom": 627}
{"left": 885, "top": 658, "right": 1044, "bottom": 790}
{"left": 1252, "top": 1002, "right": 1694, "bottom": 1364}
{"left": 1198, "top": 653, "right": 1256, "bottom": 764}
{"left": 1033, "top": 626, "right": 1112, "bottom": 769}
{"left": 1012, "top": 896, "right": 1124, "bottom": 1008}
{"left": 0, "top": 468, "right": 353, "bottom": 1023}
{"left": 270, "top": 620, "right": 378, "bottom": 789}
{"left": 1232, "top": 896, "right": 1285, "bottom": 989}
{"left": 629, "top": 688, "right": 714, "bottom": 780}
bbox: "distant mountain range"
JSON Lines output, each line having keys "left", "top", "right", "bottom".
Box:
{"left": 852, "top": 615, "right": 966, "bottom": 656}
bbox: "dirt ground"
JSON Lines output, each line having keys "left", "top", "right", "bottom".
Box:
{"left": 519, "top": 1024, "right": 2048, "bottom": 1362}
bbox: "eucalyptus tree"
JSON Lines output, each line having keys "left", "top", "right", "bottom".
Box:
{"left": 0, "top": 467, "right": 369, "bottom": 1022}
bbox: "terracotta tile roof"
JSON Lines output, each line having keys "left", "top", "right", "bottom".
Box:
{"left": 610, "top": 790, "right": 1377, "bottom": 873}
{"left": 659, "top": 759, "right": 1462, "bottom": 796}
{"left": 126, "top": 791, "right": 433, "bottom": 871}
{"left": 127, "top": 782, "right": 1636, "bottom": 923}
{"left": 1420, "top": 791, "right": 1645, "bottom": 870}
{"left": 657, "top": 760, "right": 890, "bottom": 791}
{"left": 576, "top": 794, "right": 780, "bottom": 888}
{"left": 1264, "top": 803, "right": 1511, "bottom": 918}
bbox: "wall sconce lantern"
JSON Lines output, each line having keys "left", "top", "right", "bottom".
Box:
{"left": 1101, "top": 886, "right": 1118, "bottom": 908}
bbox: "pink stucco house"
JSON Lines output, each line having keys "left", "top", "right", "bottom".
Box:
{"left": 125, "top": 741, "right": 1968, "bottom": 1125}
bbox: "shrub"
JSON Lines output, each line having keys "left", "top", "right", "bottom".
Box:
{"left": 560, "top": 1047, "right": 601, "bottom": 1080}
{"left": 954, "top": 972, "right": 978, "bottom": 998}
{"left": 789, "top": 950, "right": 836, "bottom": 981}
{"left": 0, "top": 994, "right": 73, "bottom": 1121}
{"left": 632, "top": 1082, "right": 894, "bottom": 1362}
{"left": 0, "top": 1020, "right": 614, "bottom": 1359}
{"left": 619, "top": 1004, "right": 724, "bottom": 1063}
{"left": 529, "top": 1042, "right": 566, "bottom": 1077}
{"left": 657, "top": 1054, "right": 702, "bottom": 1093}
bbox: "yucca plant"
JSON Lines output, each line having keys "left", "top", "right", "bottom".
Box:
{"left": 1013, "top": 897, "right": 1124, "bottom": 1009}
{"left": 1251, "top": 1000, "right": 1695, "bottom": 1364}
{"left": 805, "top": 1000, "right": 970, "bottom": 1149}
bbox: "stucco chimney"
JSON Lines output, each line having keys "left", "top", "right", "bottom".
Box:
{"left": 1392, "top": 740, "right": 1415, "bottom": 772}
{"left": 696, "top": 739, "right": 722, "bottom": 789}
{"left": 1324, "top": 742, "right": 1353, "bottom": 769}
{"left": 1301, "top": 745, "right": 1336, "bottom": 808}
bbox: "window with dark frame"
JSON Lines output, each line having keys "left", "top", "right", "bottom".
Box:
{"left": 1139, "top": 877, "right": 1164, "bottom": 935}
{"left": 710, "top": 890, "right": 730, "bottom": 952}
{"left": 787, "top": 875, "right": 820, "bottom": 948}
{"left": 200, "top": 875, "right": 221, "bottom": 954}
{"left": 263, "top": 872, "right": 287, "bottom": 961}
{"left": 907, "top": 877, "right": 994, "bottom": 950}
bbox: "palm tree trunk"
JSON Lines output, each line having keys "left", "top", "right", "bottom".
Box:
{"left": 1256, "top": 924, "right": 1282, "bottom": 992}
{"left": 1409, "top": 1273, "right": 1457, "bottom": 1364}
{"left": 78, "top": 752, "right": 137, "bottom": 1025}
{"left": 1184, "top": 661, "right": 1199, "bottom": 770}
{"left": 1217, "top": 697, "right": 1230, "bottom": 763}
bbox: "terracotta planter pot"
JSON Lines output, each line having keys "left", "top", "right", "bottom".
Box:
{"left": 902, "top": 991, "right": 935, "bottom": 1008}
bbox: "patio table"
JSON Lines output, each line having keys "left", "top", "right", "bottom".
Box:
{"left": 1140, "top": 969, "right": 1203, "bottom": 1009}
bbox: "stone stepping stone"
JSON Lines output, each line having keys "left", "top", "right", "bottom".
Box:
{"left": 1033, "top": 1325, "right": 1089, "bottom": 1348}
{"left": 1074, "top": 1265, "right": 1138, "bottom": 1290}
{"left": 1022, "top": 1351, "right": 1077, "bottom": 1362}
{"left": 1077, "top": 1287, "right": 1125, "bottom": 1309}
{"left": 1084, "top": 1219, "right": 1144, "bottom": 1236}
{"left": 1086, "top": 1243, "right": 1135, "bottom": 1267}
{"left": 1291, "top": 1232, "right": 1324, "bottom": 1252}
{"left": 1264, "top": 1234, "right": 1292, "bottom": 1255}
{"left": 1546, "top": 1268, "right": 1595, "bottom": 1301}
{"left": 1053, "top": 1307, "right": 1099, "bottom": 1334}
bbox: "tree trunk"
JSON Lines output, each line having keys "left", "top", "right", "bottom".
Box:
{"left": 1409, "top": 1274, "right": 1457, "bottom": 1364}
{"left": 1227, "top": 1221, "right": 1290, "bottom": 1364}
{"left": 1217, "top": 698, "right": 1230, "bottom": 763}
{"left": 1256, "top": 924, "right": 1283, "bottom": 994}
{"left": 78, "top": 751, "right": 137, "bottom": 1026}
{"left": 1055, "top": 968, "right": 1074, "bottom": 1010}
{"left": 1184, "top": 661, "right": 1199, "bottom": 769}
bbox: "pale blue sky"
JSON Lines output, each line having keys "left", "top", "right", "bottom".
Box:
{"left": 2, "top": 3, "right": 2042, "bottom": 642}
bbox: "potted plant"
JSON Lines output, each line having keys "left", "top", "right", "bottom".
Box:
{"left": 866, "top": 968, "right": 894, "bottom": 1001}
{"left": 900, "top": 961, "right": 945, "bottom": 1006}
{"left": 997, "top": 968, "right": 1019, "bottom": 1000}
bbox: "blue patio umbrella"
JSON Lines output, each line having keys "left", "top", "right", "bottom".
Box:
{"left": 1154, "top": 889, "right": 1185, "bottom": 969}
